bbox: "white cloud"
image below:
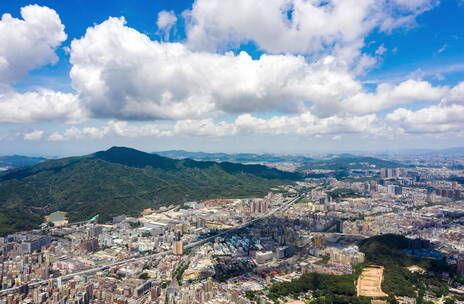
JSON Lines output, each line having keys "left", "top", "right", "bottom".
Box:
{"left": 184, "top": 0, "right": 435, "bottom": 66}
{"left": 375, "top": 44, "right": 387, "bottom": 55}
{"left": 0, "top": 88, "right": 86, "bottom": 123}
{"left": 341, "top": 80, "right": 449, "bottom": 114}
{"left": 56, "top": 16, "right": 458, "bottom": 124}
{"left": 48, "top": 132, "right": 65, "bottom": 141}
{"left": 234, "top": 112, "right": 383, "bottom": 136}
{"left": 49, "top": 120, "right": 171, "bottom": 141}
{"left": 157, "top": 10, "right": 177, "bottom": 40}
{"left": 384, "top": 82, "right": 464, "bottom": 135}
{"left": 0, "top": 5, "right": 81, "bottom": 125}
{"left": 173, "top": 119, "right": 236, "bottom": 137}
{"left": 377, "top": 0, "right": 437, "bottom": 32}
{"left": 49, "top": 127, "right": 106, "bottom": 141}
{"left": 23, "top": 130, "right": 44, "bottom": 141}
{"left": 69, "top": 17, "right": 361, "bottom": 120}
{"left": 445, "top": 82, "right": 464, "bottom": 104}
{"left": 436, "top": 44, "right": 447, "bottom": 54}
{"left": 387, "top": 104, "right": 464, "bottom": 133}
{"left": 393, "top": 0, "right": 436, "bottom": 11}
{"left": 1, "top": 14, "right": 442, "bottom": 125}
{"left": 0, "top": 1, "right": 453, "bottom": 143}
{"left": 46, "top": 111, "right": 384, "bottom": 141}
{"left": 185, "top": 0, "right": 375, "bottom": 70}
{"left": 107, "top": 120, "right": 172, "bottom": 138}
{"left": 0, "top": 5, "right": 66, "bottom": 84}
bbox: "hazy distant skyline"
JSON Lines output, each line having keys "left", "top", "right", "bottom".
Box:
{"left": 1, "top": 0, "right": 464, "bottom": 154}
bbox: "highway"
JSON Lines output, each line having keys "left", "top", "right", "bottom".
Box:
{"left": 0, "top": 195, "right": 301, "bottom": 296}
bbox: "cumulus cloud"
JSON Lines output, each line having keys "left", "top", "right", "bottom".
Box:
{"left": 157, "top": 10, "right": 177, "bottom": 40}
{"left": 0, "top": 2, "right": 454, "bottom": 142}
{"left": 380, "top": 81, "right": 464, "bottom": 135}
{"left": 233, "top": 112, "right": 382, "bottom": 136}
{"left": 341, "top": 80, "right": 449, "bottom": 114}
{"left": 48, "top": 126, "right": 107, "bottom": 141}
{"left": 0, "top": 5, "right": 67, "bottom": 84}
{"left": 445, "top": 82, "right": 464, "bottom": 104}
{"left": 63, "top": 6, "right": 443, "bottom": 123}
{"left": 0, "top": 5, "right": 81, "bottom": 125}
{"left": 107, "top": 120, "right": 172, "bottom": 137}
{"left": 173, "top": 119, "right": 236, "bottom": 137}
{"left": 0, "top": 13, "right": 443, "bottom": 125}
{"left": 23, "top": 130, "right": 44, "bottom": 141}
{"left": 69, "top": 17, "right": 361, "bottom": 120}
{"left": 387, "top": 104, "right": 464, "bottom": 133}
{"left": 46, "top": 111, "right": 384, "bottom": 141}
{"left": 184, "top": 0, "right": 435, "bottom": 66}
{"left": 0, "top": 88, "right": 87, "bottom": 123}
{"left": 48, "top": 120, "right": 171, "bottom": 141}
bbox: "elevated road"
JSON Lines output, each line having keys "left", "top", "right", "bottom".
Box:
{"left": 311, "top": 232, "right": 369, "bottom": 239}
{"left": 0, "top": 195, "right": 301, "bottom": 296}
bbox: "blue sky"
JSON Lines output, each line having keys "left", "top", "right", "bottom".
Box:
{"left": 0, "top": 0, "right": 463, "bottom": 156}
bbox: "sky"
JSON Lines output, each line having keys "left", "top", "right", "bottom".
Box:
{"left": 0, "top": 0, "right": 464, "bottom": 156}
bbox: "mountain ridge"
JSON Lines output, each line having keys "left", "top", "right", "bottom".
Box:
{"left": 0, "top": 147, "right": 299, "bottom": 235}
{"left": 154, "top": 150, "right": 313, "bottom": 163}
{"left": 0, "top": 155, "right": 46, "bottom": 170}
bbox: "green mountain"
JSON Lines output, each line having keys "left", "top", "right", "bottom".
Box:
{"left": 0, "top": 155, "right": 46, "bottom": 169}
{"left": 298, "top": 155, "right": 403, "bottom": 171}
{"left": 266, "top": 234, "right": 456, "bottom": 303}
{"left": 155, "top": 150, "right": 312, "bottom": 163}
{"left": 0, "top": 147, "right": 300, "bottom": 235}
{"left": 359, "top": 234, "right": 455, "bottom": 300}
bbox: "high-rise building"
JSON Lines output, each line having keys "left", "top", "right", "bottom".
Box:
{"left": 313, "top": 235, "right": 325, "bottom": 248}
{"left": 387, "top": 185, "right": 402, "bottom": 195}
{"left": 250, "top": 199, "right": 269, "bottom": 215}
{"left": 85, "top": 283, "right": 94, "bottom": 303}
{"left": 81, "top": 238, "right": 99, "bottom": 252}
{"left": 150, "top": 285, "right": 161, "bottom": 301}
{"left": 369, "top": 180, "right": 378, "bottom": 192}
{"left": 364, "top": 182, "right": 371, "bottom": 193}
{"left": 173, "top": 241, "right": 183, "bottom": 255}
{"left": 380, "top": 168, "right": 400, "bottom": 179}
{"left": 380, "top": 168, "right": 387, "bottom": 178}
{"left": 387, "top": 185, "right": 395, "bottom": 194}
{"left": 387, "top": 168, "right": 394, "bottom": 178}
{"left": 426, "top": 193, "right": 436, "bottom": 203}
{"left": 458, "top": 256, "right": 464, "bottom": 276}
{"left": 426, "top": 186, "right": 435, "bottom": 194}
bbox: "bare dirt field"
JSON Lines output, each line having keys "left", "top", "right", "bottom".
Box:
{"left": 357, "top": 265, "right": 388, "bottom": 297}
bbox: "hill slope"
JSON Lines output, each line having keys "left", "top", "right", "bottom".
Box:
{"left": 297, "top": 155, "right": 402, "bottom": 171}
{"left": 359, "top": 234, "right": 455, "bottom": 299}
{"left": 0, "top": 155, "right": 46, "bottom": 170}
{"left": 155, "top": 150, "right": 312, "bottom": 163}
{"left": 0, "top": 147, "right": 300, "bottom": 235}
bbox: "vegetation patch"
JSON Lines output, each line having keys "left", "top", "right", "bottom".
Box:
{"left": 0, "top": 147, "right": 298, "bottom": 234}
{"left": 358, "top": 234, "right": 456, "bottom": 301}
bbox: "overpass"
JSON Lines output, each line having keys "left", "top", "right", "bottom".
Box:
{"left": 310, "top": 231, "right": 369, "bottom": 239}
